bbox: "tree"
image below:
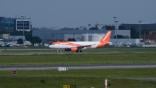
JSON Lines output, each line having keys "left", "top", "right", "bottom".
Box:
{"left": 30, "top": 36, "right": 42, "bottom": 45}
{"left": 113, "top": 35, "right": 129, "bottom": 39}
{"left": 68, "top": 38, "right": 76, "bottom": 41}
{"left": 17, "top": 39, "right": 24, "bottom": 44}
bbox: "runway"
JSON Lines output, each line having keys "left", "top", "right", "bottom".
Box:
{"left": 0, "top": 64, "right": 156, "bottom": 71}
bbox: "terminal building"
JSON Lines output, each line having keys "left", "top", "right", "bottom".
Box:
{"left": 0, "top": 16, "right": 32, "bottom": 41}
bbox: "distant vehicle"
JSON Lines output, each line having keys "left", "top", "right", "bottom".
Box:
{"left": 49, "top": 31, "right": 112, "bottom": 52}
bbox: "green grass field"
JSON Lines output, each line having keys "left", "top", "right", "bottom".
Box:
{"left": 0, "top": 48, "right": 156, "bottom": 88}
{"left": 0, "top": 53, "right": 156, "bottom": 65}
{"left": 0, "top": 69, "right": 156, "bottom": 88}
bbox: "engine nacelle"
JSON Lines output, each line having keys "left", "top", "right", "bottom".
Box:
{"left": 65, "top": 48, "right": 81, "bottom": 52}
{"left": 71, "top": 47, "right": 78, "bottom": 52}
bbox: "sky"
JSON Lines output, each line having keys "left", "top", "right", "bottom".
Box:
{"left": 0, "top": 0, "right": 156, "bottom": 28}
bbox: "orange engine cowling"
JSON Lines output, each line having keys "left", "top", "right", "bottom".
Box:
{"left": 71, "top": 47, "right": 78, "bottom": 52}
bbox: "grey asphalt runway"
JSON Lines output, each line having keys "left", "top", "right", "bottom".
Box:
{"left": 0, "top": 64, "right": 156, "bottom": 71}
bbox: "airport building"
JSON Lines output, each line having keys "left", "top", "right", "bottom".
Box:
{"left": 33, "top": 27, "right": 131, "bottom": 42}
{"left": 0, "top": 17, "right": 16, "bottom": 34}
{"left": 0, "top": 16, "right": 32, "bottom": 41}
{"left": 33, "top": 28, "right": 108, "bottom": 42}
{"left": 119, "top": 24, "right": 156, "bottom": 43}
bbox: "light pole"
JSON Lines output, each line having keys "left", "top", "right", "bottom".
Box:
{"left": 138, "top": 20, "right": 142, "bottom": 39}
{"left": 23, "top": 20, "right": 25, "bottom": 41}
{"left": 113, "top": 17, "right": 119, "bottom": 39}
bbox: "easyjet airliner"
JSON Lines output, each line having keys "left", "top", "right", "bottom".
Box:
{"left": 49, "top": 31, "right": 112, "bottom": 52}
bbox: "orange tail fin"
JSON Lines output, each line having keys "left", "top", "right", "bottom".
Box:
{"left": 97, "top": 31, "right": 112, "bottom": 48}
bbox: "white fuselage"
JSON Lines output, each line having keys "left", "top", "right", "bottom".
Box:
{"left": 49, "top": 41, "right": 99, "bottom": 49}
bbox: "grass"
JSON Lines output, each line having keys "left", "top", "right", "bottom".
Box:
{"left": 1, "top": 77, "right": 156, "bottom": 88}
{"left": 0, "top": 53, "right": 156, "bottom": 65}
{"left": 0, "top": 69, "right": 156, "bottom": 88}
{"left": 1, "top": 68, "right": 156, "bottom": 78}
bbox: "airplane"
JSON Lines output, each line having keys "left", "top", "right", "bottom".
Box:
{"left": 49, "top": 31, "right": 112, "bottom": 52}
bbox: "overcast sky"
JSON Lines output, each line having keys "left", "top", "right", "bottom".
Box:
{"left": 0, "top": 0, "right": 156, "bottom": 27}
